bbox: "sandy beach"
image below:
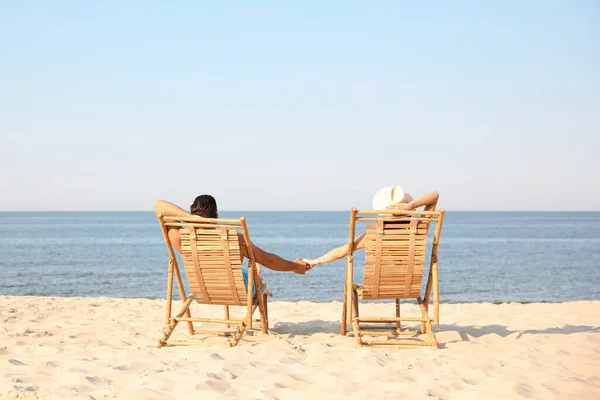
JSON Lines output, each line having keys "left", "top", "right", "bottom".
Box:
{"left": 1, "top": 296, "right": 599, "bottom": 399}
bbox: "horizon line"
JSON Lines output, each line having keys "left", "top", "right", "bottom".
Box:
{"left": 1, "top": 209, "right": 599, "bottom": 213}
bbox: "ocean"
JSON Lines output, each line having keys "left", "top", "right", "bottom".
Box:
{"left": 1, "top": 211, "right": 599, "bottom": 303}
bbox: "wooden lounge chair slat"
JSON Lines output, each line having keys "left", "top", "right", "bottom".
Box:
{"left": 365, "top": 258, "right": 426, "bottom": 263}
{"left": 368, "top": 263, "right": 426, "bottom": 268}
{"left": 358, "top": 217, "right": 438, "bottom": 222}
{"left": 363, "top": 276, "right": 424, "bottom": 283}
{"left": 188, "top": 227, "right": 211, "bottom": 303}
{"left": 183, "top": 261, "right": 244, "bottom": 268}
{"left": 191, "top": 272, "right": 245, "bottom": 280}
{"left": 366, "top": 253, "right": 426, "bottom": 258}
{"left": 163, "top": 215, "right": 244, "bottom": 223}
{"left": 190, "top": 282, "right": 245, "bottom": 290}
{"left": 372, "top": 219, "right": 384, "bottom": 298}
{"left": 360, "top": 288, "right": 422, "bottom": 296}
{"left": 366, "top": 224, "right": 429, "bottom": 232}
{"left": 220, "top": 226, "right": 239, "bottom": 304}
{"left": 403, "top": 220, "right": 417, "bottom": 296}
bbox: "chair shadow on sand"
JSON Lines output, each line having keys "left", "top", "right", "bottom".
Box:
{"left": 272, "top": 320, "right": 342, "bottom": 338}
{"left": 271, "top": 321, "right": 600, "bottom": 345}
{"left": 436, "top": 324, "right": 600, "bottom": 345}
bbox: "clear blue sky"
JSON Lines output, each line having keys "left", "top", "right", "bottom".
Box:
{"left": 1, "top": 1, "right": 598, "bottom": 211}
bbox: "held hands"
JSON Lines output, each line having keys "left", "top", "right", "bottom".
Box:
{"left": 302, "top": 259, "right": 318, "bottom": 271}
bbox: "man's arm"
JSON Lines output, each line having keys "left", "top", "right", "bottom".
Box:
{"left": 154, "top": 200, "right": 191, "bottom": 253}
{"left": 154, "top": 199, "right": 192, "bottom": 218}
{"left": 237, "top": 234, "right": 306, "bottom": 275}
{"left": 303, "top": 232, "right": 367, "bottom": 268}
{"left": 252, "top": 244, "right": 307, "bottom": 274}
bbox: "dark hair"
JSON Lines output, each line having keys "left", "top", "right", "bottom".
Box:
{"left": 190, "top": 194, "right": 218, "bottom": 218}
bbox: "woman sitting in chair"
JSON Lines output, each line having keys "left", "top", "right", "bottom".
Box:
{"left": 302, "top": 186, "right": 439, "bottom": 269}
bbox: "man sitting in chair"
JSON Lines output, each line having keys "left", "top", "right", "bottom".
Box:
{"left": 302, "top": 186, "right": 439, "bottom": 269}
{"left": 155, "top": 195, "right": 309, "bottom": 276}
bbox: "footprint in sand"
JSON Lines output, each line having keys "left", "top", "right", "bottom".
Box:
{"left": 426, "top": 388, "right": 449, "bottom": 399}
{"left": 9, "top": 359, "right": 26, "bottom": 366}
{"left": 223, "top": 365, "right": 242, "bottom": 379}
{"left": 196, "top": 379, "right": 230, "bottom": 392}
{"left": 461, "top": 378, "right": 477, "bottom": 386}
{"left": 14, "top": 385, "right": 37, "bottom": 393}
{"left": 86, "top": 376, "right": 105, "bottom": 385}
{"left": 514, "top": 383, "right": 534, "bottom": 398}
{"left": 289, "top": 374, "right": 308, "bottom": 382}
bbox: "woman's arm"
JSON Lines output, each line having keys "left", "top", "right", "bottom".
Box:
{"left": 387, "top": 190, "right": 439, "bottom": 211}
{"left": 304, "top": 232, "right": 367, "bottom": 268}
{"left": 415, "top": 190, "right": 439, "bottom": 211}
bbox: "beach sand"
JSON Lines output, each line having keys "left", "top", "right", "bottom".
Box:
{"left": 1, "top": 296, "right": 599, "bottom": 399}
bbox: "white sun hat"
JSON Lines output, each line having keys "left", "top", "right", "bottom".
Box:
{"left": 372, "top": 185, "right": 414, "bottom": 210}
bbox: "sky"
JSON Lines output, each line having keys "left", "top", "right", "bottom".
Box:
{"left": 1, "top": 1, "right": 598, "bottom": 211}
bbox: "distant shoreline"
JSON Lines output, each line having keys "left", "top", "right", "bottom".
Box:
{"left": 1, "top": 210, "right": 600, "bottom": 213}
{"left": 2, "top": 295, "right": 599, "bottom": 304}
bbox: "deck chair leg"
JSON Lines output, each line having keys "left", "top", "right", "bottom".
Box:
{"left": 260, "top": 293, "right": 269, "bottom": 334}
{"left": 352, "top": 289, "right": 359, "bottom": 318}
{"left": 157, "top": 319, "right": 179, "bottom": 348}
{"left": 426, "top": 320, "right": 436, "bottom": 347}
{"left": 253, "top": 284, "right": 268, "bottom": 335}
{"left": 165, "top": 258, "right": 175, "bottom": 324}
{"left": 432, "top": 260, "right": 439, "bottom": 325}
{"left": 350, "top": 290, "right": 360, "bottom": 339}
{"left": 352, "top": 317, "right": 363, "bottom": 347}
{"left": 228, "top": 322, "right": 247, "bottom": 347}
{"left": 224, "top": 305, "right": 231, "bottom": 329}
{"left": 341, "top": 292, "right": 348, "bottom": 336}
{"left": 157, "top": 296, "right": 195, "bottom": 347}
{"left": 420, "top": 298, "right": 426, "bottom": 334}
{"left": 418, "top": 298, "right": 438, "bottom": 347}
{"left": 395, "top": 299, "right": 401, "bottom": 333}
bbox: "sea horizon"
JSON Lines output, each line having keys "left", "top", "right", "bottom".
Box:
{"left": 1, "top": 210, "right": 600, "bottom": 213}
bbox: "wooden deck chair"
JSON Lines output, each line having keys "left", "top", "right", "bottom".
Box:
{"left": 341, "top": 208, "right": 445, "bottom": 347}
{"left": 156, "top": 215, "right": 270, "bottom": 347}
